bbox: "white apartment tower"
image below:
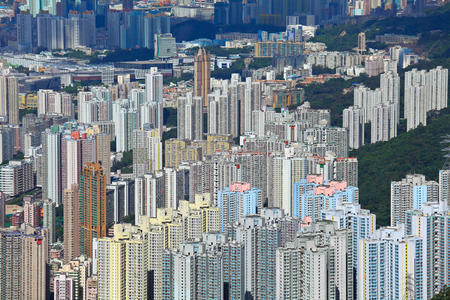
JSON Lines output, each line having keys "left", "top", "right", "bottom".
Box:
{"left": 405, "top": 67, "right": 448, "bottom": 131}
{"left": 390, "top": 174, "right": 439, "bottom": 226}
{"left": 343, "top": 106, "right": 364, "bottom": 149}
{"left": 145, "top": 67, "right": 163, "bottom": 103}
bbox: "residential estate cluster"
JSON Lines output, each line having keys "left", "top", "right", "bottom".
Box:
{"left": 0, "top": 0, "right": 448, "bottom": 299}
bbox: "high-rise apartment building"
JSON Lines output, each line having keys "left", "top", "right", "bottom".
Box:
{"left": 37, "top": 89, "right": 73, "bottom": 117}
{"left": 0, "top": 127, "right": 13, "bottom": 164}
{"left": 23, "top": 195, "right": 40, "bottom": 228}
{"left": 405, "top": 83, "right": 427, "bottom": 130}
{"left": 391, "top": 174, "right": 439, "bottom": 226}
{"left": 106, "top": 179, "right": 135, "bottom": 224}
{"left": 162, "top": 233, "right": 244, "bottom": 300}
{"left": 0, "top": 160, "right": 34, "bottom": 196}
{"left": 134, "top": 171, "right": 165, "bottom": 222}
{"left": 164, "top": 167, "right": 179, "bottom": 209}
{"left": 293, "top": 176, "right": 359, "bottom": 221}
{"left": 208, "top": 93, "right": 232, "bottom": 136}
{"left": 97, "top": 228, "right": 148, "bottom": 300}
{"left": 321, "top": 201, "right": 376, "bottom": 283}
{"left": 218, "top": 182, "right": 261, "bottom": 231}
{"left": 62, "top": 131, "right": 97, "bottom": 192}
{"left": 0, "top": 192, "right": 5, "bottom": 227}
{"left": 164, "top": 139, "right": 202, "bottom": 169}
{"left": 405, "top": 67, "right": 448, "bottom": 131}
{"left": 177, "top": 95, "right": 203, "bottom": 140}
{"left": 380, "top": 71, "right": 400, "bottom": 122}
{"left": 270, "top": 156, "right": 317, "bottom": 215}
{"left": 0, "top": 226, "right": 48, "bottom": 300}
{"left": 357, "top": 32, "right": 366, "bottom": 53}
{"left": 113, "top": 100, "right": 138, "bottom": 152}
{"left": 133, "top": 126, "right": 162, "bottom": 177}
{"left": 95, "top": 133, "right": 111, "bottom": 184}
{"left": 439, "top": 169, "right": 450, "bottom": 208}
{"left": 42, "top": 126, "right": 63, "bottom": 205}
{"left": 223, "top": 214, "right": 285, "bottom": 298}
{"left": 17, "top": 13, "right": 33, "bottom": 52}
{"left": 145, "top": 67, "right": 163, "bottom": 103}
{"left": 80, "top": 162, "right": 107, "bottom": 257}
{"left": 64, "top": 185, "right": 80, "bottom": 263}
{"left": 222, "top": 240, "right": 245, "bottom": 299}
{"left": 43, "top": 199, "right": 56, "bottom": 244}
{"left": 334, "top": 157, "right": 358, "bottom": 187}
{"left": 276, "top": 222, "right": 353, "bottom": 300}
{"left": 194, "top": 48, "right": 211, "bottom": 106}
{"left": 0, "top": 75, "right": 19, "bottom": 125}
{"left": 357, "top": 226, "right": 426, "bottom": 300}
{"left": 343, "top": 106, "right": 364, "bottom": 149}
{"left": 405, "top": 202, "right": 449, "bottom": 298}
{"left": 371, "top": 102, "right": 397, "bottom": 143}
{"left": 139, "top": 196, "right": 220, "bottom": 249}
{"left": 353, "top": 85, "right": 382, "bottom": 123}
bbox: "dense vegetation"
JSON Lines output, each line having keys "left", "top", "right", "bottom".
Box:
{"left": 432, "top": 286, "right": 450, "bottom": 300}
{"left": 111, "top": 150, "right": 133, "bottom": 173}
{"left": 311, "top": 3, "right": 450, "bottom": 55}
{"left": 164, "top": 108, "right": 178, "bottom": 128}
{"left": 299, "top": 73, "right": 380, "bottom": 126}
{"left": 89, "top": 48, "right": 154, "bottom": 64}
{"left": 351, "top": 108, "right": 450, "bottom": 226}
{"left": 211, "top": 57, "right": 272, "bottom": 80}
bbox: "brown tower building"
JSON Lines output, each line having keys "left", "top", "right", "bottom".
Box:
{"left": 80, "top": 162, "right": 107, "bottom": 258}
{"left": 0, "top": 76, "right": 19, "bottom": 125}
{"left": 63, "top": 184, "right": 80, "bottom": 263}
{"left": 194, "top": 48, "right": 211, "bottom": 106}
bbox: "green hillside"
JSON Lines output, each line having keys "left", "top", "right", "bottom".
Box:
{"left": 350, "top": 108, "right": 450, "bottom": 226}
{"left": 311, "top": 3, "right": 450, "bottom": 56}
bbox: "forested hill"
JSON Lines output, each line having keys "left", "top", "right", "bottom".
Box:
{"left": 351, "top": 108, "right": 450, "bottom": 226}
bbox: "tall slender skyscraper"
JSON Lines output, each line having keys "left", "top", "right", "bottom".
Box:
{"left": 177, "top": 94, "right": 203, "bottom": 140}
{"left": 96, "top": 133, "right": 111, "bottom": 184}
{"left": 80, "top": 162, "right": 107, "bottom": 257}
{"left": 133, "top": 126, "right": 162, "bottom": 177}
{"left": 405, "top": 202, "right": 449, "bottom": 298}
{"left": 439, "top": 169, "right": 450, "bottom": 208}
{"left": 42, "top": 126, "right": 63, "bottom": 206}
{"left": 194, "top": 48, "right": 211, "bottom": 106}
{"left": 64, "top": 184, "right": 80, "bottom": 263}
{"left": 43, "top": 199, "right": 56, "bottom": 244}
{"left": 62, "top": 131, "right": 97, "bottom": 191}
{"left": 343, "top": 106, "right": 364, "bottom": 149}
{"left": 357, "top": 32, "right": 366, "bottom": 54}
{"left": 0, "top": 192, "right": 5, "bottom": 227}
{"left": 97, "top": 229, "right": 148, "bottom": 300}
{"left": 0, "top": 76, "right": 19, "bottom": 125}
{"left": 17, "top": 14, "right": 33, "bottom": 52}
{"left": 145, "top": 67, "right": 163, "bottom": 103}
